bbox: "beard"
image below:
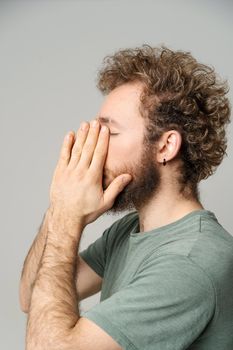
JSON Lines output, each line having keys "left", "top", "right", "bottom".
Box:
{"left": 102, "top": 143, "right": 161, "bottom": 216}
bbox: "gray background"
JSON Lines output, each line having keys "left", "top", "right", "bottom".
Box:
{"left": 0, "top": 0, "right": 232, "bottom": 348}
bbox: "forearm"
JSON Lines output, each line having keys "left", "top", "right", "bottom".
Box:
{"left": 19, "top": 207, "right": 52, "bottom": 312}
{"left": 26, "top": 212, "right": 84, "bottom": 350}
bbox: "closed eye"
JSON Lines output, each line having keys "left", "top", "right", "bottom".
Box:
{"left": 110, "top": 133, "right": 119, "bottom": 136}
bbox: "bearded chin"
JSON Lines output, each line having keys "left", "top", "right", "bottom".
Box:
{"left": 106, "top": 183, "right": 136, "bottom": 215}
{"left": 102, "top": 176, "right": 132, "bottom": 204}
{"left": 103, "top": 163, "right": 161, "bottom": 215}
{"left": 102, "top": 144, "right": 162, "bottom": 215}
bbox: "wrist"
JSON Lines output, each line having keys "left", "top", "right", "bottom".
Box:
{"left": 47, "top": 208, "right": 85, "bottom": 237}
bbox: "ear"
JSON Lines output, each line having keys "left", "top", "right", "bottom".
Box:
{"left": 156, "top": 130, "right": 182, "bottom": 164}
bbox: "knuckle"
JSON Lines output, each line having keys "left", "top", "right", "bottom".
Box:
{"left": 75, "top": 169, "right": 85, "bottom": 180}
{"left": 83, "top": 143, "right": 92, "bottom": 153}
{"left": 60, "top": 153, "right": 69, "bottom": 161}
{"left": 94, "top": 148, "right": 104, "bottom": 157}
{"left": 71, "top": 146, "right": 82, "bottom": 157}
{"left": 88, "top": 166, "right": 99, "bottom": 177}
{"left": 75, "top": 167, "right": 90, "bottom": 182}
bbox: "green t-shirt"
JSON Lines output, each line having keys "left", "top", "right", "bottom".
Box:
{"left": 79, "top": 209, "right": 233, "bottom": 349}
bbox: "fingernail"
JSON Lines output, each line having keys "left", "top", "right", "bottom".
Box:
{"left": 122, "top": 175, "right": 131, "bottom": 183}
{"left": 81, "top": 122, "right": 88, "bottom": 130}
{"left": 101, "top": 125, "right": 108, "bottom": 132}
{"left": 91, "top": 120, "right": 98, "bottom": 128}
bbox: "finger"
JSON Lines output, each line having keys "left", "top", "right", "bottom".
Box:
{"left": 56, "top": 131, "right": 75, "bottom": 169}
{"left": 103, "top": 174, "right": 132, "bottom": 210}
{"left": 67, "top": 121, "right": 90, "bottom": 169}
{"left": 77, "top": 119, "right": 101, "bottom": 169}
{"left": 89, "top": 124, "right": 109, "bottom": 177}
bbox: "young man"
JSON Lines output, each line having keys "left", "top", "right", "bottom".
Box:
{"left": 21, "top": 45, "right": 233, "bottom": 349}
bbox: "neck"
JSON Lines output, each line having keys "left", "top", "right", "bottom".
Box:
{"left": 137, "top": 184, "right": 204, "bottom": 233}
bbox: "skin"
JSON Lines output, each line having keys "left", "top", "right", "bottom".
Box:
{"left": 26, "top": 116, "right": 131, "bottom": 349}
{"left": 26, "top": 80, "right": 204, "bottom": 349}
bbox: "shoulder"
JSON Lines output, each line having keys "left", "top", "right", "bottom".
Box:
{"left": 190, "top": 212, "right": 233, "bottom": 267}
{"left": 137, "top": 253, "right": 216, "bottom": 310}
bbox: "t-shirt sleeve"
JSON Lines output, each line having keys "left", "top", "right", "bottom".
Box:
{"left": 81, "top": 254, "right": 216, "bottom": 350}
{"left": 79, "top": 212, "right": 136, "bottom": 279}
{"left": 79, "top": 226, "right": 111, "bottom": 278}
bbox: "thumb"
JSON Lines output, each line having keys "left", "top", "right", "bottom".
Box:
{"left": 103, "top": 174, "right": 132, "bottom": 208}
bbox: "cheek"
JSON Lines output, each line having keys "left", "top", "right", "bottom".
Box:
{"left": 107, "top": 137, "right": 140, "bottom": 164}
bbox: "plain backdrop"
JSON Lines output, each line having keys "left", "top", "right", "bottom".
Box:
{"left": 0, "top": 0, "right": 232, "bottom": 348}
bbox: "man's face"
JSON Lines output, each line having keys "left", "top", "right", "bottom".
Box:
{"left": 97, "top": 81, "right": 161, "bottom": 215}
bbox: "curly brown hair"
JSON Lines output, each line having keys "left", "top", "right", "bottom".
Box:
{"left": 96, "top": 44, "right": 231, "bottom": 199}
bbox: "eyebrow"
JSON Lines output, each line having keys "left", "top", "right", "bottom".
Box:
{"left": 97, "top": 116, "right": 122, "bottom": 128}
